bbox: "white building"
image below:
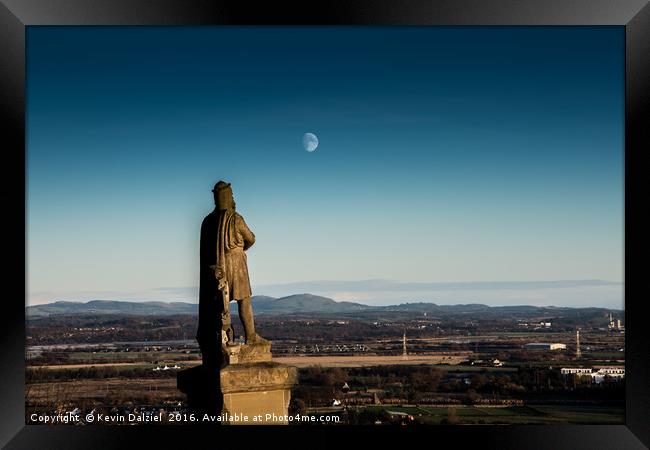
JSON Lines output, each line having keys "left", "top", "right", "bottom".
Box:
{"left": 591, "top": 367, "right": 625, "bottom": 383}
{"left": 561, "top": 368, "right": 593, "bottom": 375}
{"left": 594, "top": 366, "right": 625, "bottom": 377}
{"left": 560, "top": 366, "right": 625, "bottom": 383}
{"left": 525, "top": 343, "right": 566, "bottom": 350}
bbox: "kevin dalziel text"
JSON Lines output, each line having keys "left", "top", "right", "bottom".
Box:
{"left": 29, "top": 412, "right": 340, "bottom": 424}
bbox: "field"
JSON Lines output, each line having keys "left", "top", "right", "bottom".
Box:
{"left": 265, "top": 354, "right": 470, "bottom": 368}
{"left": 27, "top": 378, "right": 182, "bottom": 407}
{"left": 344, "top": 404, "right": 625, "bottom": 425}
{"left": 25, "top": 312, "right": 626, "bottom": 426}
{"left": 35, "top": 353, "right": 470, "bottom": 369}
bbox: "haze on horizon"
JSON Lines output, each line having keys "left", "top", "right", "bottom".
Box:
{"left": 27, "top": 279, "right": 624, "bottom": 310}
{"left": 26, "top": 27, "right": 624, "bottom": 309}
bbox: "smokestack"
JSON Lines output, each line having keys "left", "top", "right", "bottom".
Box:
{"left": 576, "top": 330, "right": 582, "bottom": 359}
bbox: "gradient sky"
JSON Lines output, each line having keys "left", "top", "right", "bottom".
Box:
{"left": 27, "top": 26, "right": 624, "bottom": 308}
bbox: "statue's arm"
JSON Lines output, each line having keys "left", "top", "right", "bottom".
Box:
{"left": 236, "top": 214, "right": 255, "bottom": 251}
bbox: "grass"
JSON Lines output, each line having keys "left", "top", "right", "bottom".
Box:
{"left": 528, "top": 405, "right": 625, "bottom": 424}
{"left": 439, "top": 365, "right": 518, "bottom": 372}
{"left": 355, "top": 404, "right": 624, "bottom": 425}
{"left": 585, "top": 352, "right": 625, "bottom": 359}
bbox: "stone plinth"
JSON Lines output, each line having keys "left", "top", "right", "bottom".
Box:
{"left": 177, "top": 342, "right": 298, "bottom": 424}
{"left": 221, "top": 361, "right": 297, "bottom": 424}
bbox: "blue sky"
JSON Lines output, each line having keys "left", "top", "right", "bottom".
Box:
{"left": 27, "top": 26, "right": 624, "bottom": 308}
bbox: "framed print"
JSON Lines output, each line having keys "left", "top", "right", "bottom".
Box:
{"left": 1, "top": 1, "right": 648, "bottom": 449}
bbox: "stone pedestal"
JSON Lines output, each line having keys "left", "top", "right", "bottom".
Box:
{"left": 177, "top": 342, "right": 298, "bottom": 425}
{"left": 220, "top": 361, "right": 297, "bottom": 424}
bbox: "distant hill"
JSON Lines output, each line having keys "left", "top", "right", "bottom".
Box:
{"left": 253, "top": 294, "right": 373, "bottom": 314}
{"left": 382, "top": 302, "right": 571, "bottom": 314}
{"left": 26, "top": 295, "right": 621, "bottom": 318}
{"left": 373, "top": 302, "right": 618, "bottom": 318}
{"left": 26, "top": 300, "right": 198, "bottom": 317}
{"left": 26, "top": 294, "right": 371, "bottom": 318}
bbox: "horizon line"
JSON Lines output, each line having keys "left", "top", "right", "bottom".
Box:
{"left": 26, "top": 294, "right": 625, "bottom": 312}
{"left": 27, "top": 278, "right": 624, "bottom": 309}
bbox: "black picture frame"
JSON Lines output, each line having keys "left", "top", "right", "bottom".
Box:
{"left": 1, "top": 1, "right": 648, "bottom": 448}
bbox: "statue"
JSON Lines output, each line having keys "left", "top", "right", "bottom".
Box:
{"left": 197, "top": 180, "right": 268, "bottom": 368}
{"left": 179, "top": 180, "right": 297, "bottom": 422}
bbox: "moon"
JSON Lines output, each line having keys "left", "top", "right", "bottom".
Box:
{"left": 303, "top": 132, "right": 319, "bottom": 152}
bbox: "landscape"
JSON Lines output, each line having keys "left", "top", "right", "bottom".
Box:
{"left": 26, "top": 26, "right": 624, "bottom": 427}
{"left": 26, "top": 294, "right": 625, "bottom": 425}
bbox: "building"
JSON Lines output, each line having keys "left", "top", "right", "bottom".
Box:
{"left": 591, "top": 366, "right": 625, "bottom": 383}
{"left": 594, "top": 366, "right": 625, "bottom": 377}
{"left": 524, "top": 343, "right": 566, "bottom": 350}
{"left": 561, "top": 368, "right": 593, "bottom": 375}
{"left": 608, "top": 313, "right": 625, "bottom": 331}
{"left": 560, "top": 366, "right": 625, "bottom": 383}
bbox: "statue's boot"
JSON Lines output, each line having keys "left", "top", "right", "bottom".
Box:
{"left": 247, "top": 333, "right": 270, "bottom": 345}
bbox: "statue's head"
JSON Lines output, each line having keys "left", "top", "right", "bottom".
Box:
{"left": 212, "top": 180, "right": 236, "bottom": 210}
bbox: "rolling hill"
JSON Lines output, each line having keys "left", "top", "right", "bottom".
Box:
{"left": 25, "top": 294, "right": 370, "bottom": 317}
{"left": 26, "top": 295, "right": 622, "bottom": 318}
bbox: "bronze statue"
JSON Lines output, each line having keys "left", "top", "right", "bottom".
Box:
{"left": 197, "top": 181, "right": 267, "bottom": 367}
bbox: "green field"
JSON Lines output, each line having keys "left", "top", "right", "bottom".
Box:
{"left": 584, "top": 352, "right": 625, "bottom": 359}
{"left": 353, "top": 404, "right": 624, "bottom": 425}
{"left": 444, "top": 365, "right": 518, "bottom": 373}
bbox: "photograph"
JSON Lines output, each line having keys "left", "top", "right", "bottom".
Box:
{"left": 1, "top": 1, "right": 648, "bottom": 449}
{"left": 24, "top": 25, "right": 625, "bottom": 426}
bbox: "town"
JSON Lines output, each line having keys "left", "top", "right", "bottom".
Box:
{"left": 25, "top": 303, "right": 625, "bottom": 425}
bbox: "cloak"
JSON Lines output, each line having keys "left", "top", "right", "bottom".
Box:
{"left": 196, "top": 208, "right": 255, "bottom": 361}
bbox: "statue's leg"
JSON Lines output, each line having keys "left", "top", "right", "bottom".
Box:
{"left": 237, "top": 296, "right": 256, "bottom": 343}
